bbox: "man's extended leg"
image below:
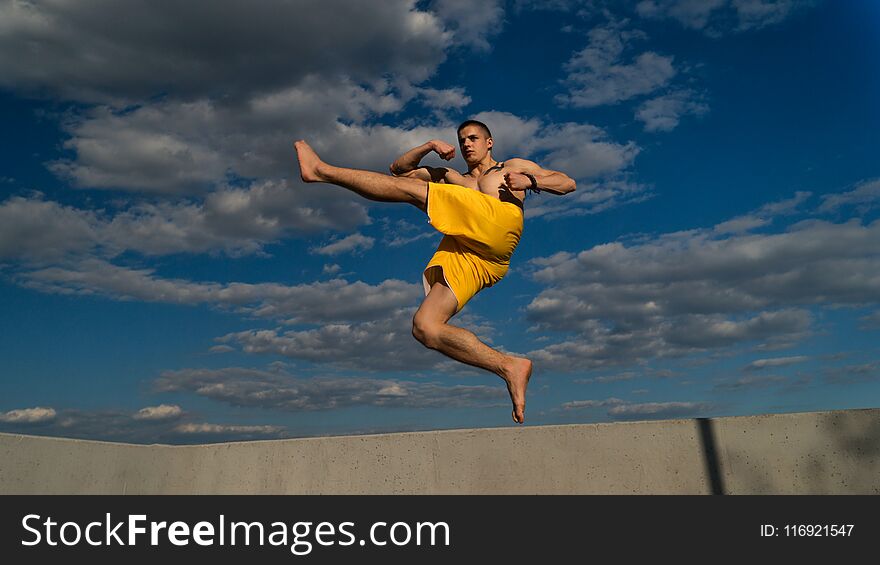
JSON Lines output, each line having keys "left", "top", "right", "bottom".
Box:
{"left": 412, "top": 281, "right": 533, "bottom": 424}
{"left": 295, "top": 140, "right": 427, "bottom": 210}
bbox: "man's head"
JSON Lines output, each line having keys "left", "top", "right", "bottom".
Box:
{"left": 457, "top": 120, "right": 493, "bottom": 164}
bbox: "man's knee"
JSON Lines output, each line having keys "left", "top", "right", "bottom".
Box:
{"left": 412, "top": 315, "right": 441, "bottom": 349}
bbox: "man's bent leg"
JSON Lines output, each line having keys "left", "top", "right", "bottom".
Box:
{"left": 295, "top": 140, "right": 427, "bottom": 210}
{"left": 412, "top": 282, "right": 532, "bottom": 424}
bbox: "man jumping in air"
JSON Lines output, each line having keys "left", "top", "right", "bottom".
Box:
{"left": 294, "top": 120, "right": 575, "bottom": 423}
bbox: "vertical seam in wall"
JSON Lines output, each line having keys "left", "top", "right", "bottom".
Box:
{"left": 697, "top": 418, "right": 726, "bottom": 495}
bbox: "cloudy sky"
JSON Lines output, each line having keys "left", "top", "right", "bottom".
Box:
{"left": 1, "top": 0, "right": 878, "bottom": 444}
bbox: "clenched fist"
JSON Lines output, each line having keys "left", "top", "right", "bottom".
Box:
{"left": 503, "top": 172, "right": 533, "bottom": 192}
{"left": 430, "top": 140, "right": 456, "bottom": 161}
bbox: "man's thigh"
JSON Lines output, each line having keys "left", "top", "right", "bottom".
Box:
{"left": 414, "top": 280, "right": 458, "bottom": 324}
{"left": 394, "top": 176, "right": 428, "bottom": 211}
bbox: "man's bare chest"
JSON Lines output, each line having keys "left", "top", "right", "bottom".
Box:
{"left": 447, "top": 170, "right": 507, "bottom": 195}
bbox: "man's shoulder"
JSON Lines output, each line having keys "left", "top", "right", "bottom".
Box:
{"left": 504, "top": 157, "right": 537, "bottom": 168}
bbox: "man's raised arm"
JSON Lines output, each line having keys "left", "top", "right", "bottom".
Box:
{"left": 389, "top": 140, "right": 455, "bottom": 181}
{"left": 502, "top": 158, "right": 576, "bottom": 195}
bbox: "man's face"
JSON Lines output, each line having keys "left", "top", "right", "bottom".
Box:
{"left": 458, "top": 125, "right": 493, "bottom": 164}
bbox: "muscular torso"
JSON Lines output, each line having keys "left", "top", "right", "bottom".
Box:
{"left": 442, "top": 162, "right": 526, "bottom": 208}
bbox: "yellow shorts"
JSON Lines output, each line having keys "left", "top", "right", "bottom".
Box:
{"left": 423, "top": 182, "right": 524, "bottom": 312}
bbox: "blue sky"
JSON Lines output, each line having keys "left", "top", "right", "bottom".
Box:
{"left": 1, "top": 0, "right": 879, "bottom": 444}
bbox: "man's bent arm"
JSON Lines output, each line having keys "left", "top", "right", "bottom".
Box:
{"left": 506, "top": 158, "right": 576, "bottom": 195}
{"left": 528, "top": 169, "right": 577, "bottom": 195}
{"left": 391, "top": 139, "right": 454, "bottom": 171}
{"left": 390, "top": 142, "right": 435, "bottom": 176}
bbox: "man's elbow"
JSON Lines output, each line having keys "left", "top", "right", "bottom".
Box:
{"left": 564, "top": 178, "right": 576, "bottom": 194}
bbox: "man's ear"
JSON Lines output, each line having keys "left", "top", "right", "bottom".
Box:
{"left": 486, "top": 137, "right": 493, "bottom": 151}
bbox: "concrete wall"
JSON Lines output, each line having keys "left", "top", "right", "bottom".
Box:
{"left": 2, "top": 408, "right": 878, "bottom": 494}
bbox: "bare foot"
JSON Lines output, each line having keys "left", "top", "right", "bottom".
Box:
{"left": 503, "top": 357, "right": 532, "bottom": 424}
{"left": 294, "top": 140, "right": 325, "bottom": 183}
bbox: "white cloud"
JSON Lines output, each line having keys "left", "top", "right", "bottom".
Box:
{"left": 562, "top": 398, "right": 625, "bottom": 409}
{"left": 578, "top": 371, "right": 639, "bottom": 383}
{"left": 530, "top": 226, "right": 880, "bottom": 318}
{"left": 0, "top": 0, "right": 450, "bottom": 103}
{"left": 635, "top": 0, "right": 814, "bottom": 35}
{"left": 133, "top": 404, "right": 183, "bottom": 421}
{"left": 51, "top": 104, "right": 229, "bottom": 194}
{"left": 523, "top": 189, "right": 880, "bottom": 370}
{"left": 607, "top": 401, "right": 712, "bottom": 417}
{"left": 3, "top": 107, "right": 640, "bottom": 271}
{"left": 732, "top": 0, "right": 810, "bottom": 32}
{"left": 154, "top": 367, "right": 506, "bottom": 410}
{"left": 0, "top": 407, "right": 57, "bottom": 424}
{"left": 526, "top": 310, "right": 812, "bottom": 371}
{"left": 418, "top": 86, "right": 472, "bottom": 120}
{"left": 0, "top": 1, "right": 469, "bottom": 261}
{"left": 823, "top": 362, "right": 880, "bottom": 385}
{"left": 43, "top": 114, "right": 438, "bottom": 198}
{"left": 10, "top": 240, "right": 510, "bottom": 376}
{"left": 560, "top": 397, "right": 712, "bottom": 419}
{"left": 525, "top": 179, "right": 651, "bottom": 220}
{"left": 431, "top": 0, "right": 505, "bottom": 52}
{"left": 49, "top": 82, "right": 415, "bottom": 195}
{"left": 713, "top": 191, "right": 811, "bottom": 235}
{"left": 525, "top": 122, "right": 641, "bottom": 179}
{"left": 0, "top": 406, "right": 289, "bottom": 444}
{"left": 222, "top": 324, "right": 433, "bottom": 371}
{"left": 744, "top": 356, "right": 809, "bottom": 371}
{"left": 48, "top": 109, "right": 640, "bottom": 229}
{"left": 418, "top": 87, "right": 472, "bottom": 111}
{"left": 381, "top": 219, "right": 440, "bottom": 248}
{"left": 665, "top": 310, "right": 812, "bottom": 349}
{"left": 557, "top": 22, "right": 676, "bottom": 108}
{"left": 513, "top": 0, "right": 581, "bottom": 12}
{"left": 714, "top": 374, "right": 789, "bottom": 391}
{"left": 818, "top": 179, "right": 880, "bottom": 214}
{"left": 636, "top": 0, "right": 726, "bottom": 31}
{"left": 218, "top": 309, "right": 499, "bottom": 372}
{"left": 0, "top": 196, "right": 99, "bottom": 262}
{"left": 311, "top": 233, "right": 375, "bottom": 256}
{"left": 19, "top": 259, "right": 423, "bottom": 324}
{"left": 174, "top": 423, "right": 284, "bottom": 436}
{"left": 101, "top": 182, "right": 359, "bottom": 256}
{"left": 473, "top": 111, "right": 641, "bottom": 186}
{"left": 636, "top": 89, "right": 709, "bottom": 132}
{"left": 0, "top": 183, "right": 370, "bottom": 263}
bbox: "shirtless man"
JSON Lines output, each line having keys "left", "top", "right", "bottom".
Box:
{"left": 294, "top": 120, "right": 575, "bottom": 423}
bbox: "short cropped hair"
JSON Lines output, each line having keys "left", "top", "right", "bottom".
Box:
{"left": 456, "top": 119, "right": 492, "bottom": 139}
